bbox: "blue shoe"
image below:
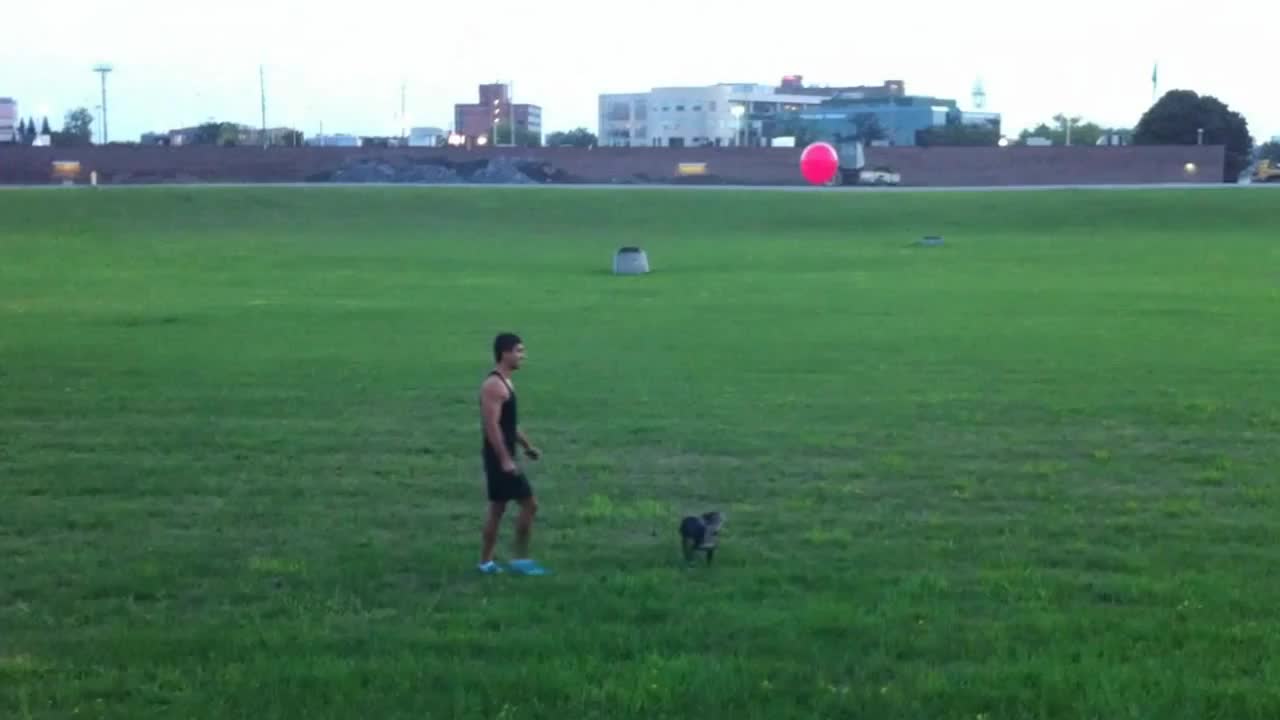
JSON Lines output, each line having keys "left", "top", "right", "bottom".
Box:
{"left": 477, "top": 561, "right": 503, "bottom": 575}
{"left": 507, "top": 559, "right": 549, "bottom": 576}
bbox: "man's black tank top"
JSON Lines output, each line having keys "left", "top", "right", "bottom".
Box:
{"left": 483, "top": 371, "right": 518, "bottom": 459}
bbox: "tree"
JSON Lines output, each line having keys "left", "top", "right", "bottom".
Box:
{"left": 1018, "top": 117, "right": 1112, "bottom": 146}
{"left": 763, "top": 115, "right": 816, "bottom": 147}
{"left": 844, "top": 112, "right": 887, "bottom": 144}
{"left": 491, "top": 122, "right": 541, "bottom": 148}
{"left": 50, "top": 109, "right": 94, "bottom": 147}
{"left": 63, "top": 108, "right": 94, "bottom": 142}
{"left": 1135, "top": 90, "right": 1253, "bottom": 182}
{"left": 62, "top": 108, "right": 94, "bottom": 143}
{"left": 545, "top": 127, "right": 597, "bottom": 148}
{"left": 1259, "top": 141, "right": 1280, "bottom": 163}
{"left": 515, "top": 127, "right": 541, "bottom": 148}
{"left": 916, "top": 123, "right": 1000, "bottom": 147}
{"left": 40, "top": 117, "right": 52, "bottom": 136}
{"left": 190, "top": 122, "right": 245, "bottom": 146}
{"left": 1017, "top": 122, "right": 1054, "bottom": 144}
{"left": 216, "top": 123, "right": 245, "bottom": 147}
{"left": 192, "top": 123, "right": 222, "bottom": 145}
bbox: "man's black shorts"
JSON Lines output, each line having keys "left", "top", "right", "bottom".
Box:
{"left": 485, "top": 464, "right": 533, "bottom": 503}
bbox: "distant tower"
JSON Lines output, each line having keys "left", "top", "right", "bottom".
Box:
{"left": 972, "top": 77, "right": 987, "bottom": 110}
{"left": 93, "top": 64, "right": 113, "bottom": 143}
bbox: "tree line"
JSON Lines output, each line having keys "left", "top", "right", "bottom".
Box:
{"left": 6, "top": 99, "right": 1268, "bottom": 181}
{"left": 7, "top": 109, "right": 94, "bottom": 146}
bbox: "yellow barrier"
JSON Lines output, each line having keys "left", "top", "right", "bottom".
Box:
{"left": 676, "top": 162, "right": 708, "bottom": 176}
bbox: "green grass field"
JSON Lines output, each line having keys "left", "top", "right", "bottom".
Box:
{"left": 2, "top": 186, "right": 1279, "bottom": 719}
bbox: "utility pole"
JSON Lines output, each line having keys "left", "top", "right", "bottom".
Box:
{"left": 260, "top": 65, "right": 268, "bottom": 148}
{"left": 400, "top": 80, "right": 407, "bottom": 143}
{"left": 93, "top": 64, "right": 113, "bottom": 144}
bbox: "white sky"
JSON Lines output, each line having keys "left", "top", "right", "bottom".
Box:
{"left": 3, "top": 0, "right": 1276, "bottom": 142}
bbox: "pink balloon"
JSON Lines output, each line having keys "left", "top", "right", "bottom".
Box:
{"left": 800, "top": 142, "right": 840, "bottom": 186}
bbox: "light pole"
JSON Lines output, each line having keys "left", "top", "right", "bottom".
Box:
{"left": 93, "top": 64, "right": 113, "bottom": 144}
{"left": 260, "top": 65, "right": 268, "bottom": 148}
{"left": 1055, "top": 113, "right": 1081, "bottom": 146}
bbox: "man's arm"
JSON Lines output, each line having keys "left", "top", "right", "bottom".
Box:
{"left": 481, "top": 379, "right": 517, "bottom": 471}
{"left": 516, "top": 429, "right": 540, "bottom": 459}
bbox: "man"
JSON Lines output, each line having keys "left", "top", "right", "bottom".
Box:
{"left": 478, "top": 332, "right": 548, "bottom": 575}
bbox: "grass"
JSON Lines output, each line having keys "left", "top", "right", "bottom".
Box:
{"left": 2, "top": 185, "right": 1279, "bottom": 719}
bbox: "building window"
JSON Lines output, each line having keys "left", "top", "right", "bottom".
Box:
{"left": 709, "top": 101, "right": 717, "bottom": 111}
{"left": 675, "top": 105, "right": 685, "bottom": 111}
{"left": 692, "top": 105, "right": 702, "bottom": 111}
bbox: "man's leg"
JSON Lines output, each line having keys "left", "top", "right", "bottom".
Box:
{"left": 500, "top": 473, "right": 547, "bottom": 575}
{"left": 512, "top": 495, "right": 538, "bottom": 560}
{"left": 481, "top": 501, "right": 507, "bottom": 565}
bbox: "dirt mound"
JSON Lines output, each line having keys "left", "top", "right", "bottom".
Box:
{"left": 316, "top": 156, "right": 586, "bottom": 185}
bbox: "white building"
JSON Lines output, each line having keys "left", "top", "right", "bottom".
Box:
{"left": 0, "top": 97, "right": 17, "bottom": 143}
{"left": 306, "top": 134, "right": 362, "bottom": 147}
{"left": 599, "top": 84, "right": 825, "bottom": 148}
{"left": 409, "top": 127, "right": 445, "bottom": 147}
{"left": 959, "top": 111, "right": 1000, "bottom": 127}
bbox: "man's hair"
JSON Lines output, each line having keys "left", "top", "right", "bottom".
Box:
{"left": 493, "top": 332, "right": 522, "bottom": 362}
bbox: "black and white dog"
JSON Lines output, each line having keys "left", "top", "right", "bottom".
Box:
{"left": 679, "top": 511, "right": 725, "bottom": 565}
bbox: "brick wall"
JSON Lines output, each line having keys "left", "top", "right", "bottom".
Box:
{"left": 0, "top": 144, "right": 1227, "bottom": 187}
{"left": 863, "top": 146, "right": 1224, "bottom": 186}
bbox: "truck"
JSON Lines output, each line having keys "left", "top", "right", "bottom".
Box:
{"left": 1254, "top": 159, "right": 1280, "bottom": 183}
{"left": 832, "top": 141, "right": 901, "bottom": 186}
